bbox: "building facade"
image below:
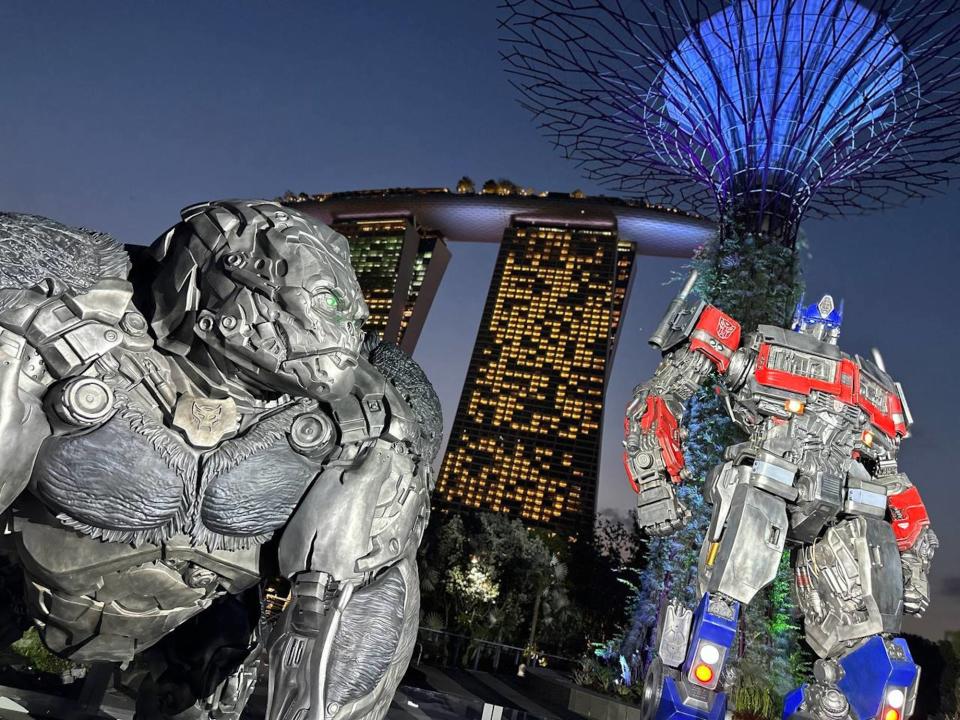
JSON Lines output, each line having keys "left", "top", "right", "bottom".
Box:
{"left": 434, "top": 218, "right": 635, "bottom": 538}
{"left": 331, "top": 216, "right": 450, "bottom": 354}
{"left": 288, "top": 187, "right": 711, "bottom": 537}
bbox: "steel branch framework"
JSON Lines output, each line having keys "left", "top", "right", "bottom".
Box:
{"left": 500, "top": 0, "right": 960, "bottom": 235}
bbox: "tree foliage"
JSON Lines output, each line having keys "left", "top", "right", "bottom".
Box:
{"left": 418, "top": 509, "right": 643, "bottom": 660}
{"left": 10, "top": 627, "right": 75, "bottom": 675}
{"left": 419, "top": 511, "right": 563, "bottom": 651}
{"left": 621, "top": 218, "right": 806, "bottom": 706}
{"left": 903, "top": 634, "right": 960, "bottom": 720}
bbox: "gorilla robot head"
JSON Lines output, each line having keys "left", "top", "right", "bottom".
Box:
{"left": 148, "top": 200, "right": 368, "bottom": 401}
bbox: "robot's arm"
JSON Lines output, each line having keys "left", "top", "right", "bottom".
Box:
{"left": 0, "top": 278, "right": 145, "bottom": 515}
{"left": 268, "top": 442, "right": 427, "bottom": 720}
{"left": 884, "top": 472, "right": 937, "bottom": 616}
{"left": 625, "top": 273, "right": 742, "bottom": 536}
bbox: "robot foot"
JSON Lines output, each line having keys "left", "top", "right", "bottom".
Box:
{"left": 783, "top": 640, "right": 919, "bottom": 720}
{"left": 640, "top": 658, "right": 729, "bottom": 720}
{"left": 782, "top": 681, "right": 854, "bottom": 720}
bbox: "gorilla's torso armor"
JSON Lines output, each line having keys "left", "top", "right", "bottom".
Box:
{"left": 31, "top": 350, "right": 412, "bottom": 551}
{"left": 36, "top": 382, "right": 329, "bottom": 550}
{"left": 0, "top": 204, "right": 441, "bottom": 720}
{"left": 8, "top": 282, "right": 432, "bottom": 664}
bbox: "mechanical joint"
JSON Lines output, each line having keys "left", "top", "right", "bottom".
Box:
{"left": 46, "top": 376, "right": 116, "bottom": 428}
{"left": 290, "top": 570, "right": 340, "bottom": 632}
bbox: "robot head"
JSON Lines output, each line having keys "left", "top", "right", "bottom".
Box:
{"left": 791, "top": 294, "right": 843, "bottom": 344}
{"left": 149, "top": 200, "right": 368, "bottom": 401}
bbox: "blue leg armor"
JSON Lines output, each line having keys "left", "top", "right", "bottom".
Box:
{"left": 783, "top": 636, "right": 920, "bottom": 720}
{"left": 643, "top": 593, "right": 740, "bottom": 720}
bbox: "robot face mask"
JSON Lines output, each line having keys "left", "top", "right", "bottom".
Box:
{"left": 151, "top": 201, "right": 369, "bottom": 401}
{"left": 791, "top": 294, "right": 843, "bottom": 345}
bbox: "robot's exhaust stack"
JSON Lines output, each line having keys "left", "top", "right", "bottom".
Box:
{"left": 649, "top": 270, "right": 700, "bottom": 350}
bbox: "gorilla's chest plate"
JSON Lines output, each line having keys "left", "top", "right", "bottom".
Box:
{"left": 31, "top": 398, "right": 324, "bottom": 549}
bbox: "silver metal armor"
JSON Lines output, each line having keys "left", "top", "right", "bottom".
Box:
{"left": 0, "top": 203, "right": 442, "bottom": 720}
{"left": 624, "top": 273, "right": 936, "bottom": 720}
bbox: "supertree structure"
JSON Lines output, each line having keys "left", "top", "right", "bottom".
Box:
{"left": 500, "top": 0, "right": 960, "bottom": 243}
{"left": 501, "top": 1, "right": 960, "bottom": 709}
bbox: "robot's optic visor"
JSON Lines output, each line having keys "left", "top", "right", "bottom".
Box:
{"left": 791, "top": 293, "right": 844, "bottom": 338}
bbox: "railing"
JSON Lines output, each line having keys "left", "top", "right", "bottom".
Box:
{"left": 414, "top": 627, "right": 577, "bottom": 673}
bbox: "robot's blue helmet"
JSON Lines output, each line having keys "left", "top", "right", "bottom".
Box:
{"left": 791, "top": 294, "right": 843, "bottom": 343}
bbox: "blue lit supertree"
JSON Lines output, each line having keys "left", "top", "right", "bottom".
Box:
{"left": 500, "top": 0, "right": 960, "bottom": 244}
{"left": 500, "top": 0, "right": 960, "bottom": 707}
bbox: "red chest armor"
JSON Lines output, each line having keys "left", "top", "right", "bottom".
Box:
{"left": 753, "top": 341, "right": 908, "bottom": 438}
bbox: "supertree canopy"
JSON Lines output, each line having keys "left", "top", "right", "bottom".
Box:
{"left": 500, "top": 0, "right": 960, "bottom": 241}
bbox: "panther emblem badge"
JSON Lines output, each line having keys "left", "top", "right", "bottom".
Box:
{"left": 172, "top": 395, "right": 238, "bottom": 448}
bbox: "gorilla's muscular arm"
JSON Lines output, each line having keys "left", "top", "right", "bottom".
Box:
{"left": 267, "top": 431, "right": 429, "bottom": 720}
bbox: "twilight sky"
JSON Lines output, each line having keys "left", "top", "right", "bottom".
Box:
{"left": 0, "top": 2, "right": 957, "bottom": 640}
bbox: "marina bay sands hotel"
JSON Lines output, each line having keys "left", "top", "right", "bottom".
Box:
{"left": 286, "top": 184, "right": 713, "bottom": 538}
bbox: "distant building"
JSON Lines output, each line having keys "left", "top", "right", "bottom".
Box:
{"left": 287, "top": 185, "right": 713, "bottom": 536}
{"left": 330, "top": 217, "right": 450, "bottom": 353}
{"left": 437, "top": 219, "right": 636, "bottom": 538}
{"left": 400, "top": 226, "right": 448, "bottom": 349}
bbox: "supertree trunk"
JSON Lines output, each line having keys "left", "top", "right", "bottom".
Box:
{"left": 624, "top": 217, "right": 805, "bottom": 703}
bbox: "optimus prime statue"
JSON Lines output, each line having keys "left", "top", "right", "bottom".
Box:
{"left": 0, "top": 201, "right": 442, "bottom": 720}
{"left": 624, "top": 273, "right": 937, "bottom": 720}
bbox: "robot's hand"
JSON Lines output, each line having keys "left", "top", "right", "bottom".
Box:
{"left": 902, "top": 527, "right": 937, "bottom": 616}
{"left": 635, "top": 479, "right": 690, "bottom": 537}
{"left": 903, "top": 582, "right": 930, "bottom": 616}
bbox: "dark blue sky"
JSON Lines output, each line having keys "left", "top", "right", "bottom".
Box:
{"left": 1, "top": 2, "right": 957, "bottom": 639}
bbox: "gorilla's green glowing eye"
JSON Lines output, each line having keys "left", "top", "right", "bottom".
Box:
{"left": 313, "top": 289, "right": 341, "bottom": 311}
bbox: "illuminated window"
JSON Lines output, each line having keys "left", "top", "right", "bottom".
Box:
{"left": 436, "top": 220, "right": 635, "bottom": 538}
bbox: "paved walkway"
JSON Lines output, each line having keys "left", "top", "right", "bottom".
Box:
{"left": 0, "top": 665, "right": 581, "bottom": 720}
{"left": 391, "top": 666, "right": 580, "bottom": 720}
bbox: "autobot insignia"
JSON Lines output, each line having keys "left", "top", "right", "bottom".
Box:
{"left": 717, "top": 317, "right": 736, "bottom": 340}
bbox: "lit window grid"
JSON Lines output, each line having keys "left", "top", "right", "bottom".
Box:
{"left": 399, "top": 236, "right": 437, "bottom": 336}
{"left": 336, "top": 220, "right": 441, "bottom": 345}
{"left": 436, "top": 224, "right": 631, "bottom": 537}
{"left": 334, "top": 222, "right": 407, "bottom": 336}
